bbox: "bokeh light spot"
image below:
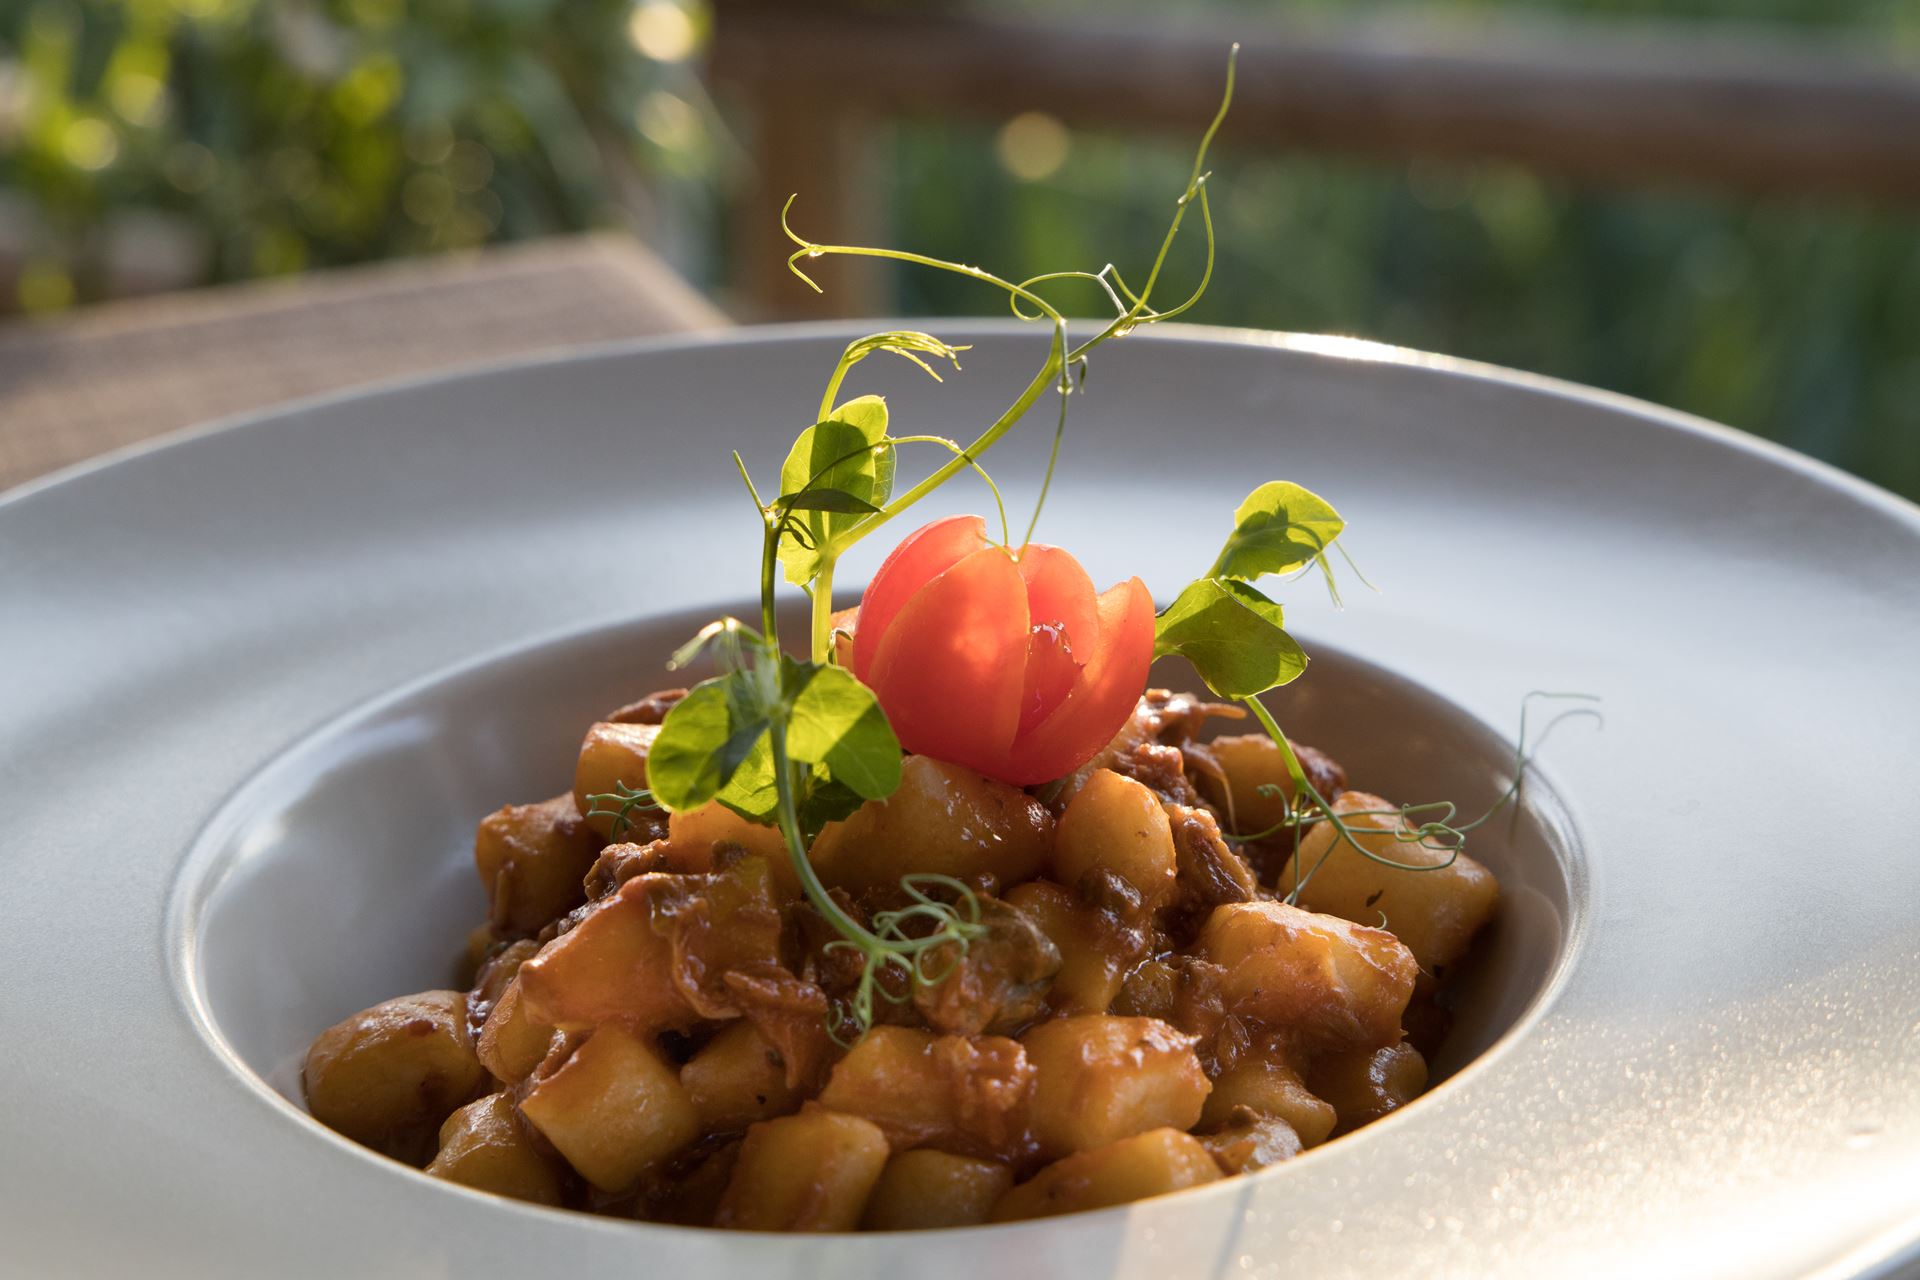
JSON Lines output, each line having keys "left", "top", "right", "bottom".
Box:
{"left": 61, "top": 117, "right": 120, "bottom": 171}
{"left": 637, "top": 90, "right": 700, "bottom": 152}
{"left": 996, "top": 111, "right": 1070, "bottom": 183}
{"left": 628, "top": 2, "right": 697, "bottom": 62}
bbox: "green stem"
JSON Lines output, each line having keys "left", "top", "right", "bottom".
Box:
{"left": 1243, "top": 695, "right": 1316, "bottom": 799}
{"left": 759, "top": 521, "right": 781, "bottom": 641}
{"left": 833, "top": 335, "right": 1065, "bottom": 561}
{"left": 1020, "top": 386, "right": 1070, "bottom": 548}
{"left": 819, "top": 367, "right": 850, "bottom": 424}
{"left": 811, "top": 557, "right": 838, "bottom": 663}
{"left": 768, "top": 718, "right": 886, "bottom": 956}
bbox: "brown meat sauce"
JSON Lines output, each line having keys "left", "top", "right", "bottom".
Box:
{"left": 302, "top": 688, "right": 1501, "bottom": 1228}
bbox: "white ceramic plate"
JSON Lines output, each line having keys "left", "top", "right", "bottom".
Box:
{"left": 4, "top": 322, "right": 1917, "bottom": 1279}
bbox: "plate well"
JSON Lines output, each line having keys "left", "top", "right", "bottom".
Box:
{"left": 171, "top": 601, "right": 1585, "bottom": 1185}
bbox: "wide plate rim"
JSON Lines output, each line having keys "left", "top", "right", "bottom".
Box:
{"left": 7, "top": 319, "right": 1918, "bottom": 1278}
{"left": 7, "top": 319, "right": 1915, "bottom": 532}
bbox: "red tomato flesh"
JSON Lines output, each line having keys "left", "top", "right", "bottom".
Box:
{"left": 851, "top": 515, "right": 1154, "bottom": 787}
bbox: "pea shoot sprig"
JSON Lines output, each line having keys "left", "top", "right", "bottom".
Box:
{"left": 642, "top": 52, "right": 1242, "bottom": 1039}
{"left": 1263, "top": 690, "right": 1602, "bottom": 906}
{"left": 1153, "top": 490, "right": 1599, "bottom": 910}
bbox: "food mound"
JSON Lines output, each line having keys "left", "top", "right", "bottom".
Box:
{"left": 302, "top": 51, "right": 1519, "bottom": 1230}
{"left": 303, "top": 686, "right": 1501, "bottom": 1230}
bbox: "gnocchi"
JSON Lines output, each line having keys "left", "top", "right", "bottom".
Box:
{"left": 304, "top": 689, "right": 1502, "bottom": 1230}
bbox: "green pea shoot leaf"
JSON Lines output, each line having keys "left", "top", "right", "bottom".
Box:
{"left": 1212, "top": 481, "right": 1344, "bottom": 597}
{"left": 781, "top": 489, "right": 883, "bottom": 515}
{"left": 785, "top": 662, "right": 902, "bottom": 801}
{"left": 778, "top": 395, "right": 895, "bottom": 585}
{"left": 648, "top": 677, "right": 768, "bottom": 813}
{"left": 713, "top": 730, "right": 778, "bottom": 822}
{"left": 1153, "top": 576, "right": 1308, "bottom": 698}
{"left": 650, "top": 653, "right": 902, "bottom": 829}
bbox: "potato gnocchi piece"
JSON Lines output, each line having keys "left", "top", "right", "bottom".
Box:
{"left": 1198, "top": 734, "right": 1346, "bottom": 832}
{"left": 1201, "top": 733, "right": 1301, "bottom": 836}
{"left": 714, "top": 1108, "right": 891, "bottom": 1232}
{"left": 1197, "top": 900, "right": 1416, "bottom": 1052}
{"left": 1200, "top": 1058, "right": 1336, "bottom": 1148}
{"left": 1051, "top": 769, "right": 1178, "bottom": 911}
{"left": 680, "top": 1021, "right": 806, "bottom": 1135}
{"left": 1003, "top": 880, "right": 1136, "bottom": 1015}
{"left": 518, "top": 862, "right": 783, "bottom": 1033}
{"left": 572, "top": 721, "right": 661, "bottom": 840}
{"left": 668, "top": 802, "right": 799, "bottom": 897}
{"left": 815, "top": 1026, "right": 1033, "bottom": 1158}
{"left": 1308, "top": 1041, "right": 1428, "bottom": 1136}
{"left": 810, "top": 755, "right": 1052, "bottom": 893}
{"left": 862, "top": 1150, "right": 1014, "bottom": 1230}
{"left": 425, "top": 1092, "right": 565, "bottom": 1206}
{"left": 519, "top": 1024, "right": 699, "bottom": 1193}
{"left": 515, "top": 874, "right": 699, "bottom": 1035}
{"left": 304, "top": 990, "right": 486, "bottom": 1159}
{"left": 475, "top": 979, "right": 556, "bottom": 1087}
{"left": 1200, "top": 1114, "right": 1302, "bottom": 1175}
{"left": 474, "top": 795, "right": 604, "bottom": 935}
{"left": 1286, "top": 790, "right": 1499, "bottom": 973}
{"left": 990, "top": 1127, "right": 1222, "bottom": 1222}
{"left": 1020, "top": 1015, "right": 1211, "bottom": 1161}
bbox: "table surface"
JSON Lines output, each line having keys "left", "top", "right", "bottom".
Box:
{"left": 0, "top": 234, "right": 727, "bottom": 496}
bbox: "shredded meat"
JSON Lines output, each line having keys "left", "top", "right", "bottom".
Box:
{"left": 722, "top": 969, "right": 838, "bottom": 1091}
{"left": 1162, "top": 805, "right": 1259, "bottom": 943}
{"left": 1295, "top": 741, "right": 1347, "bottom": 802}
{"left": 912, "top": 896, "right": 1061, "bottom": 1037}
{"left": 647, "top": 862, "right": 788, "bottom": 1021}
{"left": 582, "top": 839, "right": 672, "bottom": 901}
{"left": 1401, "top": 971, "right": 1453, "bottom": 1060}
{"left": 466, "top": 939, "right": 540, "bottom": 1038}
{"left": 930, "top": 1034, "right": 1037, "bottom": 1160}
{"left": 1109, "top": 741, "right": 1203, "bottom": 807}
{"left": 637, "top": 1137, "right": 742, "bottom": 1225}
{"left": 1051, "top": 690, "right": 1241, "bottom": 814}
{"left": 604, "top": 688, "right": 688, "bottom": 725}
{"left": 1138, "top": 688, "right": 1244, "bottom": 744}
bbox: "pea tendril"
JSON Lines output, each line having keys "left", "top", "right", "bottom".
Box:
{"left": 1225, "top": 691, "right": 1601, "bottom": 911}
{"left": 581, "top": 781, "right": 660, "bottom": 842}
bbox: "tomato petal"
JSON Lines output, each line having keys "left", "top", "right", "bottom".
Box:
{"left": 1000, "top": 576, "right": 1156, "bottom": 785}
{"left": 1019, "top": 621, "right": 1081, "bottom": 738}
{"left": 852, "top": 514, "right": 993, "bottom": 677}
{"left": 864, "top": 544, "right": 1028, "bottom": 774}
{"left": 1014, "top": 543, "right": 1099, "bottom": 655}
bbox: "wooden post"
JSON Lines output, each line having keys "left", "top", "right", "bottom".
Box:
{"left": 709, "top": 0, "right": 886, "bottom": 320}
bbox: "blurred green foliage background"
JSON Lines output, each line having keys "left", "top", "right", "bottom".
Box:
{"left": 1, "top": 0, "right": 1915, "bottom": 500}
{"left": 0, "top": 0, "right": 718, "bottom": 304}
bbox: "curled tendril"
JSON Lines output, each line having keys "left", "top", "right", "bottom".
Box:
{"left": 820, "top": 875, "right": 989, "bottom": 1046}
{"left": 776, "top": 45, "right": 1239, "bottom": 578}
{"left": 582, "top": 781, "right": 660, "bottom": 841}
{"left": 1231, "top": 691, "right": 1601, "bottom": 908}
{"left": 752, "top": 49, "right": 1242, "bottom": 1045}
{"left": 817, "top": 332, "right": 969, "bottom": 420}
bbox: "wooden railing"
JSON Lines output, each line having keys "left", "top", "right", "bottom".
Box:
{"left": 709, "top": 1, "right": 1920, "bottom": 316}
